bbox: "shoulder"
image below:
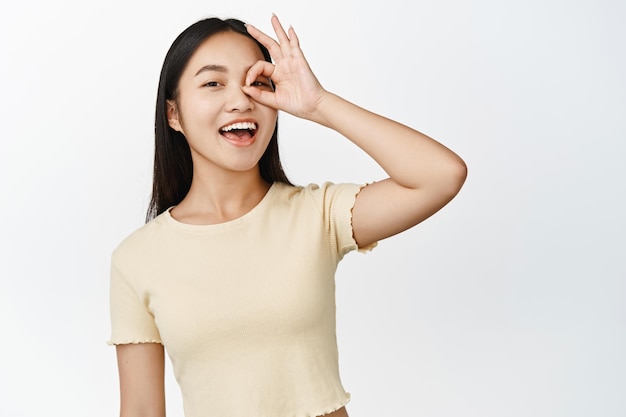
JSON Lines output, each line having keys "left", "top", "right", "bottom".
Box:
{"left": 112, "top": 212, "right": 170, "bottom": 266}
{"left": 267, "top": 182, "right": 364, "bottom": 218}
{"left": 273, "top": 181, "right": 367, "bottom": 229}
{"left": 273, "top": 181, "right": 364, "bottom": 205}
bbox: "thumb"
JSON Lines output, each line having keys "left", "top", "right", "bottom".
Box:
{"left": 242, "top": 85, "right": 278, "bottom": 109}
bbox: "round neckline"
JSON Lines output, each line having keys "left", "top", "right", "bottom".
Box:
{"left": 162, "top": 182, "right": 280, "bottom": 231}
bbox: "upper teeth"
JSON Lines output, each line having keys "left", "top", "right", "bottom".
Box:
{"left": 221, "top": 122, "right": 257, "bottom": 132}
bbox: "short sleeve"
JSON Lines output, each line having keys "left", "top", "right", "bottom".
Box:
{"left": 107, "top": 257, "right": 162, "bottom": 345}
{"left": 315, "top": 182, "right": 378, "bottom": 259}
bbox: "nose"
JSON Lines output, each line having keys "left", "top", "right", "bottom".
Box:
{"left": 225, "top": 84, "right": 254, "bottom": 113}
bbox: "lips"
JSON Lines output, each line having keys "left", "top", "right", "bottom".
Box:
{"left": 219, "top": 121, "right": 258, "bottom": 146}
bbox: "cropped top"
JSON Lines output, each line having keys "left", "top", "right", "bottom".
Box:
{"left": 108, "top": 182, "right": 376, "bottom": 417}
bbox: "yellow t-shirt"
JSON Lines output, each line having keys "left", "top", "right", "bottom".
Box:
{"left": 108, "top": 182, "right": 376, "bottom": 417}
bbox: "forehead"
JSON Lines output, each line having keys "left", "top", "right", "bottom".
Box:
{"left": 186, "top": 31, "right": 265, "bottom": 74}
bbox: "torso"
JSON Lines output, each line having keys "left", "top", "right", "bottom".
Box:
{"left": 112, "top": 183, "right": 364, "bottom": 417}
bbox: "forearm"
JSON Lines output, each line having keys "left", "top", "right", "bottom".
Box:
{"left": 310, "top": 91, "right": 466, "bottom": 192}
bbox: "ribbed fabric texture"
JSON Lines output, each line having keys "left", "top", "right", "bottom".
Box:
{"left": 108, "top": 182, "right": 376, "bottom": 417}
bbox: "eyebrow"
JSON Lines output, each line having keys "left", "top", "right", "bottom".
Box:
{"left": 194, "top": 64, "right": 228, "bottom": 77}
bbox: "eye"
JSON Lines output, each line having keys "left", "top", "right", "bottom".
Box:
{"left": 203, "top": 81, "right": 221, "bottom": 87}
{"left": 251, "top": 78, "right": 273, "bottom": 89}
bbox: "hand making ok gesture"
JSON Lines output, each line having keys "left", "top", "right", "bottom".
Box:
{"left": 243, "top": 15, "right": 327, "bottom": 122}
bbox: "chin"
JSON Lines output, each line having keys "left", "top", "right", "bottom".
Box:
{"left": 222, "top": 158, "right": 264, "bottom": 174}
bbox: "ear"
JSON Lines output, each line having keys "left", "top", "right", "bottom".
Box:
{"left": 167, "top": 100, "right": 183, "bottom": 132}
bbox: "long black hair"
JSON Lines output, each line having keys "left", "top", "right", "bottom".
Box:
{"left": 146, "top": 18, "right": 291, "bottom": 222}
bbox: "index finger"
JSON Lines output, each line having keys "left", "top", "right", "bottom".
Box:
{"left": 245, "top": 60, "right": 275, "bottom": 87}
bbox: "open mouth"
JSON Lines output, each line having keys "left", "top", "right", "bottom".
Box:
{"left": 219, "top": 121, "right": 258, "bottom": 143}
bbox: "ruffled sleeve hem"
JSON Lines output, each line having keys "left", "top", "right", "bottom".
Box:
{"left": 350, "top": 183, "right": 378, "bottom": 253}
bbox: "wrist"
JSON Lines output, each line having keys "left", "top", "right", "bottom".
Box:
{"left": 306, "top": 90, "right": 336, "bottom": 127}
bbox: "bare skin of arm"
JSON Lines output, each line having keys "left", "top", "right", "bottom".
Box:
{"left": 116, "top": 343, "right": 166, "bottom": 417}
{"left": 245, "top": 16, "right": 467, "bottom": 249}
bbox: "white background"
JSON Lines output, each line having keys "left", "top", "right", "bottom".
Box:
{"left": 1, "top": 0, "right": 624, "bottom": 416}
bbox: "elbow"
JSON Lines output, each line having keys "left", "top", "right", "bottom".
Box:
{"left": 439, "top": 156, "right": 468, "bottom": 200}
{"left": 453, "top": 156, "right": 468, "bottom": 190}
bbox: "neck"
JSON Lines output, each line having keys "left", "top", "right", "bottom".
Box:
{"left": 171, "top": 166, "right": 271, "bottom": 225}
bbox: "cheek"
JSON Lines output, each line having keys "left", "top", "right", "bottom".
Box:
{"left": 265, "top": 110, "right": 278, "bottom": 133}
{"left": 179, "top": 101, "right": 218, "bottom": 132}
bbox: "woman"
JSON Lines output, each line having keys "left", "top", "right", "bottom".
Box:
{"left": 109, "top": 15, "right": 466, "bottom": 417}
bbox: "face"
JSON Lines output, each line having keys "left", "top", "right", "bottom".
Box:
{"left": 167, "top": 31, "right": 276, "bottom": 177}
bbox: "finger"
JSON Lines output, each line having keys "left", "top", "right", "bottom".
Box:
{"left": 246, "top": 23, "right": 283, "bottom": 60}
{"left": 245, "top": 61, "right": 275, "bottom": 87}
{"left": 271, "top": 15, "right": 301, "bottom": 58}
{"left": 241, "top": 85, "right": 278, "bottom": 109}
{"left": 287, "top": 25, "right": 300, "bottom": 48}
{"left": 270, "top": 14, "right": 291, "bottom": 46}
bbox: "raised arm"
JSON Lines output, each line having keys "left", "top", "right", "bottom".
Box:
{"left": 245, "top": 16, "right": 467, "bottom": 248}
{"left": 116, "top": 343, "right": 166, "bottom": 417}
{"left": 317, "top": 94, "right": 466, "bottom": 248}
